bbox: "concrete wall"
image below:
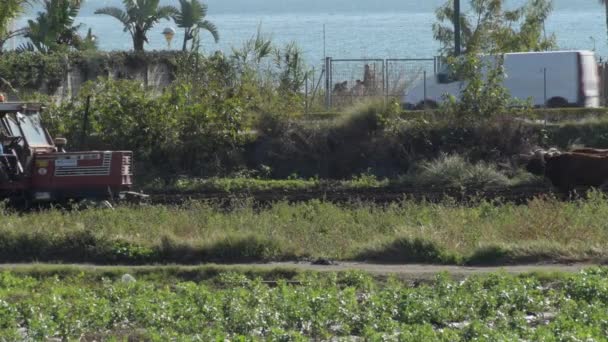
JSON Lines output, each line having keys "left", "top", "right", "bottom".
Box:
{"left": 3, "top": 55, "right": 175, "bottom": 102}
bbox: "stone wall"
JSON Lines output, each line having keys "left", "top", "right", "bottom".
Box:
{"left": 58, "top": 59, "right": 173, "bottom": 101}
{"left": 1, "top": 52, "right": 178, "bottom": 101}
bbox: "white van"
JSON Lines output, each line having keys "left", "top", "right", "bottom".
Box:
{"left": 403, "top": 50, "right": 600, "bottom": 109}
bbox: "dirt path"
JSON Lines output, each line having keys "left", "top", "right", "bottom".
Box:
{"left": 0, "top": 262, "right": 595, "bottom": 280}
{"left": 232, "top": 262, "right": 593, "bottom": 279}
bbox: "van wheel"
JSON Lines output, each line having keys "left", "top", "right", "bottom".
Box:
{"left": 547, "top": 97, "right": 569, "bottom": 108}
{"left": 416, "top": 100, "right": 438, "bottom": 110}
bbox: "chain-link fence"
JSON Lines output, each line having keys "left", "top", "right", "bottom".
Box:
{"left": 385, "top": 59, "right": 436, "bottom": 100}
{"left": 324, "top": 59, "right": 384, "bottom": 108}
{"left": 323, "top": 57, "right": 438, "bottom": 109}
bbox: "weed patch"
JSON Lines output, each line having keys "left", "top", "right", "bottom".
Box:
{"left": 399, "top": 154, "right": 512, "bottom": 188}
{"left": 2, "top": 193, "right": 608, "bottom": 265}
{"left": 356, "top": 237, "right": 461, "bottom": 264}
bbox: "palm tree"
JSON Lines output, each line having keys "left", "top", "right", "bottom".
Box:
{"left": 21, "top": 0, "right": 92, "bottom": 53}
{"left": 173, "top": 0, "right": 219, "bottom": 52}
{"left": 95, "top": 0, "right": 176, "bottom": 52}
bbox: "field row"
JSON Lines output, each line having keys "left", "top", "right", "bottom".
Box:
{"left": 141, "top": 154, "right": 543, "bottom": 195}
{"left": 1, "top": 268, "right": 608, "bottom": 340}
{"left": 3, "top": 191, "right": 608, "bottom": 265}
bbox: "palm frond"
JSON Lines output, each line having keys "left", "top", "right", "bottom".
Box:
{"left": 122, "top": 0, "right": 137, "bottom": 11}
{"left": 191, "top": 0, "right": 207, "bottom": 22}
{"left": 174, "top": 0, "right": 208, "bottom": 29}
{"left": 157, "top": 5, "right": 178, "bottom": 19}
{"left": 174, "top": 0, "right": 194, "bottom": 27}
{"left": 16, "top": 42, "right": 37, "bottom": 52}
{"left": 197, "top": 19, "right": 219, "bottom": 43}
{"left": 95, "top": 6, "right": 130, "bottom": 26}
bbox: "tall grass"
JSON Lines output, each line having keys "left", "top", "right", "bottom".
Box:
{"left": 399, "top": 154, "right": 512, "bottom": 188}
{"left": 3, "top": 191, "right": 608, "bottom": 264}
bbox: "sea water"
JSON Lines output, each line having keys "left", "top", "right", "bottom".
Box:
{"left": 10, "top": 0, "right": 608, "bottom": 65}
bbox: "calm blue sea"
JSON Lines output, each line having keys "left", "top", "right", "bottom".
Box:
{"left": 9, "top": 0, "right": 608, "bottom": 65}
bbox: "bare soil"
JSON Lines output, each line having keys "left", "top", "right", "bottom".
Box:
{"left": 148, "top": 185, "right": 557, "bottom": 205}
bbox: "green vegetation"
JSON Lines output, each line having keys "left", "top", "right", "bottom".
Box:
{"left": 441, "top": 53, "right": 514, "bottom": 120}
{"left": 397, "top": 154, "right": 534, "bottom": 188}
{"left": 95, "top": 0, "right": 177, "bottom": 52}
{"left": 0, "top": 53, "right": 604, "bottom": 186}
{"left": 173, "top": 0, "right": 219, "bottom": 52}
{"left": 145, "top": 154, "right": 537, "bottom": 193}
{"left": 35, "top": 71, "right": 608, "bottom": 183}
{"left": 1, "top": 268, "right": 608, "bottom": 339}
{"left": 434, "top": 0, "right": 556, "bottom": 55}
{"left": 0, "top": 0, "right": 30, "bottom": 53}
{"left": 147, "top": 175, "right": 389, "bottom": 193}
{"left": 0, "top": 51, "right": 185, "bottom": 96}
{"left": 3, "top": 192, "right": 608, "bottom": 264}
{"left": 20, "top": 0, "right": 97, "bottom": 53}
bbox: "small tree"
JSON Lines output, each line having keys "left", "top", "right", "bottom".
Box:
{"left": 433, "top": 0, "right": 556, "bottom": 55}
{"left": 173, "top": 0, "right": 219, "bottom": 52}
{"left": 21, "top": 0, "right": 96, "bottom": 53}
{"left": 443, "top": 54, "right": 512, "bottom": 121}
{"left": 95, "top": 0, "right": 176, "bottom": 52}
{"left": 274, "top": 42, "right": 308, "bottom": 94}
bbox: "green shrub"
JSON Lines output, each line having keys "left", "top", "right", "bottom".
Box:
{"left": 0, "top": 52, "right": 67, "bottom": 95}
{"left": 47, "top": 77, "right": 249, "bottom": 181}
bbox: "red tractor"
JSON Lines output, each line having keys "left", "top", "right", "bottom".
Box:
{"left": 0, "top": 102, "right": 140, "bottom": 207}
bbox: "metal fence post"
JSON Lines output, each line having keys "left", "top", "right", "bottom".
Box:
{"left": 385, "top": 60, "right": 390, "bottom": 104}
{"left": 543, "top": 67, "right": 547, "bottom": 107}
{"left": 423, "top": 70, "right": 427, "bottom": 108}
{"left": 324, "top": 57, "right": 331, "bottom": 110}
{"left": 382, "top": 59, "right": 387, "bottom": 105}
{"left": 543, "top": 67, "right": 548, "bottom": 127}
{"left": 305, "top": 71, "right": 309, "bottom": 114}
{"left": 329, "top": 58, "right": 333, "bottom": 109}
{"left": 600, "top": 63, "right": 608, "bottom": 106}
